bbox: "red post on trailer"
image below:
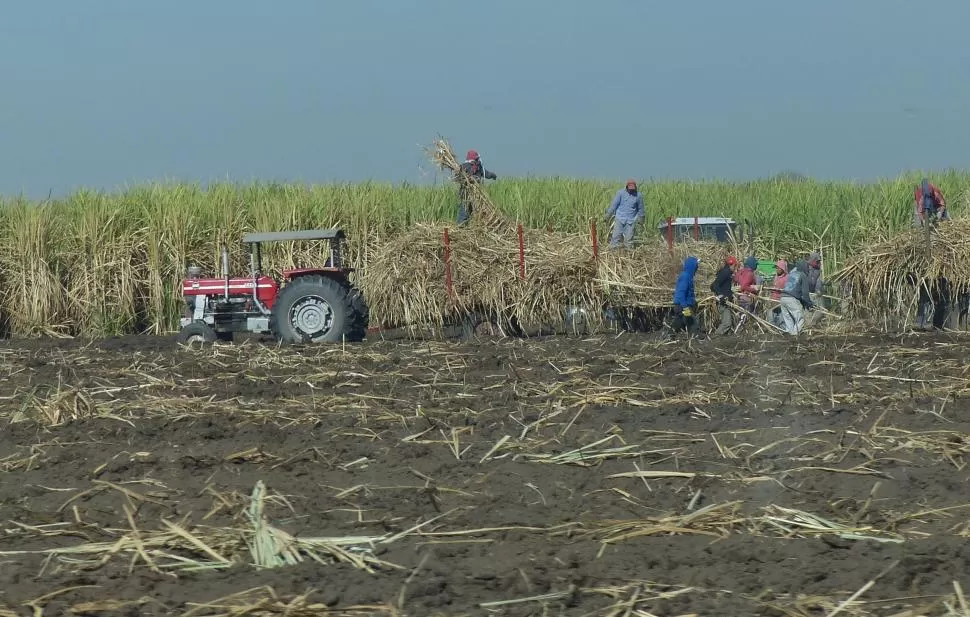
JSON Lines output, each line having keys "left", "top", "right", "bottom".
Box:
{"left": 443, "top": 227, "right": 453, "bottom": 299}
{"left": 666, "top": 216, "right": 674, "bottom": 252}
{"left": 591, "top": 218, "right": 599, "bottom": 260}
{"left": 694, "top": 216, "right": 699, "bottom": 240}
{"left": 517, "top": 223, "right": 526, "bottom": 280}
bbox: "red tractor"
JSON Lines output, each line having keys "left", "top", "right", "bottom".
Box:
{"left": 177, "top": 229, "right": 369, "bottom": 345}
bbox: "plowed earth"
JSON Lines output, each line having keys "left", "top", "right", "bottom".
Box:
{"left": 1, "top": 331, "right": 970, "bottom": 616}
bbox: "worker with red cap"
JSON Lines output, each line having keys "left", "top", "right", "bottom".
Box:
{"left": 710, "top": 255, "right": 739, "bottom": 335}
{"left": 913, "top": 177, "right": 948, "bottom": 227}
{"left": 604, "top": 179, "right": 645, "bottom": 249}
{"left": 456, "top": 149, "right": 497, "bottom": 225}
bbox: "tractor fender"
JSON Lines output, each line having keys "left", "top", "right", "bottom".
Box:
{"left": 282, "top": 267, "right": 354, "bottom": 282}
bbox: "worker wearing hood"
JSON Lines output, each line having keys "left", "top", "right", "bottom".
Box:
{"left": 779, "top": 259, "right": 814, "bottom": 335}
{"left": 736, "top": 256, "right": 761, "bottom": 314}
{"left": 769, "top": 260, "right": 789, "bottom": 328}
{"left": 666, "top": 256, "right": 700, "bottom": 337}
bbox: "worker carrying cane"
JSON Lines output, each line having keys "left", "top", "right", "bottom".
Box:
{"left": 456, "top": 149, "right": 497, "bottom": 225}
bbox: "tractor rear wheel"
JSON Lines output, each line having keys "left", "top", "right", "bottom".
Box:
{"left": 177, "top": 322, "right": 217, "bottom": 346}
{"left": 348, "top": 285, "right": 370, "bottom": 341}
{"left": 270, "top": 276, "right": 367, "bottom": 343}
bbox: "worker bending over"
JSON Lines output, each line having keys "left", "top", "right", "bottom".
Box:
{"left": 779, "top": 259, "right": 814, "bottom": 335}
{"left": 914, "top": 177, "right": 948, "bottom": 226}
{"left": 711, "top": 256, "right": 738, "bottom": 335}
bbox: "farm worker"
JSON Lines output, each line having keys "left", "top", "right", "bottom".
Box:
{"left": 779, "top": 259, "right": 814, "bottom": 335}
{"left": 915, "top": 277, "right": 952, "bottom": 330}
{"left": 805, "top": 251, "right": 824, "bottom": 325}
{"left": 664, "top": 256, "right": 700, "bottom": 338}
{"left": 769, "top": 259, "right": 789, "bottom": 328}
{"left": 604, "top": 179, "right": 645, "bottom": 249}
{"left": 735, "top": 256, "right": 761, "bottom": 314}
{"left": 710, "top": 256, "right": 738, "bottom": 335}
{"left": 913, "top": 177, "right": 948, "bottom": 227}
{"left": 456, "top": 149, "right": 497, "bottom": 225}
{"left": 807, "top": 252, "right": 823, "bottom": 297}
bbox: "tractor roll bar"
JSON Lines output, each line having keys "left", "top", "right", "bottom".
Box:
{"left": 242, "top": 229, "right": 346, "bottom": 243}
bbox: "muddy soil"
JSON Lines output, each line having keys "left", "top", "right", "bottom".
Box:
{"left": 1, "top": 331, "right": 970, "bottom": 616}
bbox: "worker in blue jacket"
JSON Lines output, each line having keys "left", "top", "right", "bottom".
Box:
{"left": 605, "top": 179, "right": 645, "bottom": 249}
{"left": 664, "top": 256, "right": 699, "bottom": 338}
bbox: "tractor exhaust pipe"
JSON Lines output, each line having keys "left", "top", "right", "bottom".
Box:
{"left": 221, "top": 245, "right": 230, "bottom": 299}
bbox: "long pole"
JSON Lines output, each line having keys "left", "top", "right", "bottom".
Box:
{"left": 591, "top": 218, "right": 599, "bottom": 260}
{"left": 443, "top": 227, "right": 453, "bottom": 299}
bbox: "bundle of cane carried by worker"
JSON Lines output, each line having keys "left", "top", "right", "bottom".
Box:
{"left": 696, "top": 294, "right": 786, "bottom": 334}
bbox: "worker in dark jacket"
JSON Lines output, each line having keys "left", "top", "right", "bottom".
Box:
{"left": 664, "top": 256, "right": 699, "bottom": 338}
{"left": 711, "top": 256, "right": 738, "bottom": 335}
{"left": 456, "top": 149, "right": 497, "bottom": 225}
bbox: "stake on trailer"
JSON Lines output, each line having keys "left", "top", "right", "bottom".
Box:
{"left": 517, "top": 223, "right": 526, "bottom": 280}
{"left": 666, "top": 216, "right": 674, "bottom": 252}
{"left": 591, "top": 218, "right": 599, "bottom": 260}
{"left": 443, "top": 227, "right": 453, "bottom": 299}
{"left": 694, "top": 216, "right": 700, "bottom": 241}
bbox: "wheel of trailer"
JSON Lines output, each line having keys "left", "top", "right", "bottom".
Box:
{"left": 270, "top": 276, "right": 365, "bottom": 343}
{"left": 348, "top": 285, "right": 370, "bottom": 340}
{"left": 177, "top": 322, "right": 217, "bottom": 347}
{"left": 458, "top": 312, "right": 483, "bottom": 339}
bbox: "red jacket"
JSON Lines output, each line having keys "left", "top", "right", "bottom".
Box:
{"left": 736, "top": 267, "right": 758, "bottom": 294}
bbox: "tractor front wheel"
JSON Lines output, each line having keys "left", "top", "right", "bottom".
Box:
{"left": 177, "top": 322, "right": 218, "bottom": 347}
{"left": 270, "top": 276, "right": 367, "bottom": 344}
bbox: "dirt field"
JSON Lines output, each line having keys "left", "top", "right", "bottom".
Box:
{"left": 2, "top": 330, "right": 970, "bottom": 616}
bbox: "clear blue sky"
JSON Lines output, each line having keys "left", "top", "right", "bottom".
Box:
{"left": 1, "top": 0, "right": 969, "bottom": 198}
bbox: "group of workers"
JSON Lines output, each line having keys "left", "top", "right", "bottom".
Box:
{"left": 665, "top": 176, "right": 952, "bottom": 337}
{"left": 453, "top": 151, "right": 954, "bottom": 334}
{"left": 667, "top": 251, "right": 824, "bottom": 338}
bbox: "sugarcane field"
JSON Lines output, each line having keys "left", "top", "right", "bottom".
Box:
{"left": 2, "top": 134, "right": 970, "bottom": 617}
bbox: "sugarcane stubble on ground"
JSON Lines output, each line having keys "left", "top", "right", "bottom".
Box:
{"left": 2, "top": 333, "right": 970, "bottom": 615}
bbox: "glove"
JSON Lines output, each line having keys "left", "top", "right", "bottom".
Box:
{"left": 682, "top": 307, "right": 693, "bottom": 317}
